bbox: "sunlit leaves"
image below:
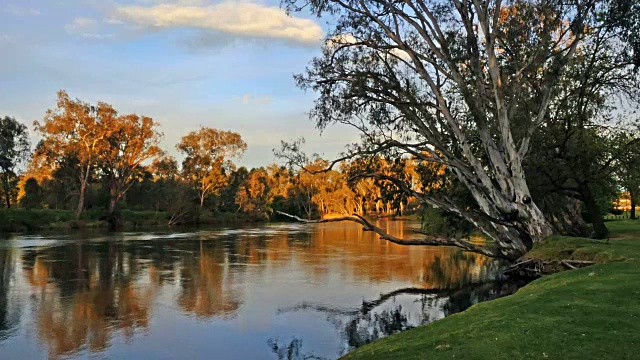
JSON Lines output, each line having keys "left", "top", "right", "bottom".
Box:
{"left": 177, "top": 127, "right": 247, "bottom": 206}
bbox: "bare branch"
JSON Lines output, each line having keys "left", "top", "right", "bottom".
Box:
{"left": 276, "top": 211, "right": 502, "bottom": 258}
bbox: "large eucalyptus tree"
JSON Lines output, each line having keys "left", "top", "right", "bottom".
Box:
{"left": 279, "top": 0, "right": 636, "bottom": 259}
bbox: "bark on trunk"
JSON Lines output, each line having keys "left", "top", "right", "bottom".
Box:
{"left": 108, "top": 197, "right": 117, "bottom": 215}
{"left": 539, "top": 195, "right": 592, "bottom": 237}
{"left": 106, "top": 190, "right": 120, "bottom": 231}
{"left": 580, "top": 183, "right": 609, "bottom": 239}
{"left": 478, "top": 203, "right": 553, "bottom": 260}
{"left": 2, "top": 173, "right": 10, "bottom": 209}
{"left": 75, "top": 182, "right": 86, "bottom": 220}
{"left": 75, "top": 164, "right": 91, "bottom": 220}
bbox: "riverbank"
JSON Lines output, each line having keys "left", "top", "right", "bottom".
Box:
{"left": 0, "top": 208, "right": 251, "bottom": 233}
{"left": 342, "top": 219, "right": 640, "bottom": 360}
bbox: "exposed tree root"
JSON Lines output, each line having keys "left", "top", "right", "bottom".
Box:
{"left": 503, "top": 258, "right": 595, "bottom": 278}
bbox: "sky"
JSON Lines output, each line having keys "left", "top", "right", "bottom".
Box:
{"left": 0, "top": 0, "right": 359, "bottom": 168}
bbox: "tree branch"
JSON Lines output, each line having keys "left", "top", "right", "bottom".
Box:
{"left": 276, "top": 211, "right": 502, "bottom": 258}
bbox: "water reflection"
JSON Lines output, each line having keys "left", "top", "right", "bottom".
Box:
{"left": 0, "top": 221, "right": 516, "bottom": 359}
{"left": 277, "top": 280, "right": 522, "bottom": 357}
{"left": 0, "top": 248, "right": 21, "bottom": 341}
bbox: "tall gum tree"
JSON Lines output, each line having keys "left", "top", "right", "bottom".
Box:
{"left": 35, "top": 91, "right": 112, "bottom": 219}
{"left": 278, "top": 0, "right": 632, "bottom": 260}
{"left": 99, "top": 113, "right": 163, "bottom": 217}
{"left": 177, "top": 127, "right": 247, "bottom": 208}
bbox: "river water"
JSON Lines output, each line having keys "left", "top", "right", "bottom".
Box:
{"left": 0, "top": 220, "right": 519, "bottom": 359}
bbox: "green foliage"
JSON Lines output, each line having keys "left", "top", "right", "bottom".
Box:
{"left": 0, "top": 209, "right": 76, "bottom": 232}
{"left": 0, "top": 208, "right": 189, "bottom": 232}
{"left": 0, "top": 116, "right": 30, "bottom": 208}
{"left": 20, "top": 178, "right": 43, "bottom": 209}
{"left": 0, "top": 116, "right": 30, "bottom": 172}
{"left": 420, "top": 207, "right": 473, "bottom": 239}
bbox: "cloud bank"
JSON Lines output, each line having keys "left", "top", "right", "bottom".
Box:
{"left": 110, "top": 1, "right": 324, "bottom": 46}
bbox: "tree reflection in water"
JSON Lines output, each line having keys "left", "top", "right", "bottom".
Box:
{"left": 268, "top": 338, "right": 327, "bottom": 360}
{"left": 277, "top": 280, "right": 526, "bottom": 357}
{"left": 0, "top": 221, "right": 525, "bottom": 359}
{"left": 0, "top": 248, "right": 21, "bottom": 341}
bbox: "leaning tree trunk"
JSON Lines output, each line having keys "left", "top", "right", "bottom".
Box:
{"left": 478, "top": 202, "right": 553, "bottom": 260}
{"left": 580, "top": 183, "right": 609, "bottom": 239}
{"left": 538, "top": 195, "right": 593, "bottom": 238}
{"left": 447, "top": 162, "right": 555, "bottom": 260}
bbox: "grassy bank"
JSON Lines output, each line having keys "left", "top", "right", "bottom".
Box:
{"left": 0, "top": 208, "right": 251, "bottom": 233}
{"left": 343, "top": 220, "right": 640, "bottom": 360}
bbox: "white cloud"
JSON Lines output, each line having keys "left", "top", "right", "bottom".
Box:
{"left": 238, "top": 93, "right": 272, "bottom": 105}
{"left": 105, "top": 18, "right": 124, "bottom": 25}
{"left": 65, "top": 17, "right": 113, "bottom": 39}
{"left": 327, "top": 33, "right": 412, "bottom": 62}
{"left": 65, "top": 17, "right": 98, "bottom": 33}
{"left": 326, "top": 33, "right": 357, "bottom": 47}
{"left": 110, "top": 1, "right": 324, "bottom": 46}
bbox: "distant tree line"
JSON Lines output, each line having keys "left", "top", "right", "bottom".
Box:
{"left": 0, "top": 71, "right": 638, "bottom": 238}
{"left": 0, "top": 92, "right": 433, "bottom": 227}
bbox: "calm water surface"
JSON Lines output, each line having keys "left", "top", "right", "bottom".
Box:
{"left": 0, "top": 220, "right": 519, "bottom": 359}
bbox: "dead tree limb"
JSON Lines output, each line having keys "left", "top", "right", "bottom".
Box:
{"left": 276, "top": 211, "right": 501, "bottom": 258}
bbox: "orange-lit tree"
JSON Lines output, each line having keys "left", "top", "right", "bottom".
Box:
{"left": 99, "top": 113, "right": 163, "bottom": 217}
{"left": 235, "top": 167, "right": 274, "bottom": 219}
{"left": 35, "top": 91, "right": 113, "bottom": 219}
{"left": 177, "top": 127, "right": 246, "bottom": 208}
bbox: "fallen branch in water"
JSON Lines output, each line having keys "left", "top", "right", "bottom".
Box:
{"left": 276, "top": 211, "right": 499, "bottom": 258}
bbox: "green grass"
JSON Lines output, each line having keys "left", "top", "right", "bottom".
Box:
{"left": 342, "top": 219, "right": 640, "bottom": 360}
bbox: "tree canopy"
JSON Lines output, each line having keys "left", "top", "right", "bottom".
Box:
{"left": 177, "top": 127, "right": 247, "bottom": 207}
{"left": 0, "top": 116, "right": 30, "bottom": 208}
{"left": 277, "top": 0, "right": 640, "bottom": 259}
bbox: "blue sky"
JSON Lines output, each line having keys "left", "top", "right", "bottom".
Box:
{"left": 0, "top": 0, "right": 358, "bottom": 168}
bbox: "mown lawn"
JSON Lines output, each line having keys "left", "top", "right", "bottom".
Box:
{"left": 342, "top": 220, "right": 640, "bottom": 360}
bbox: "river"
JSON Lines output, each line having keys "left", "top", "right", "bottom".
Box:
{"left": 0, "top": 220, "right": 520, "bottom": 359}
